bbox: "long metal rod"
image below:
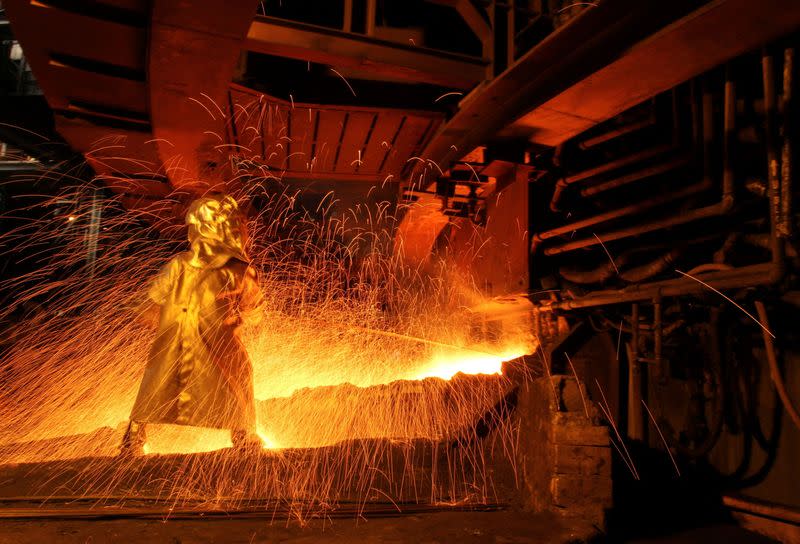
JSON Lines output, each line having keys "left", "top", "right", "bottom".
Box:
{"left": 723, "top": 494, "right": 800, "bottom": 525}
{"left": 763, "top": 49, "right": 784, "bottom": 267}
{"left": 580, "top": 155, "right": 691, "bottom": 197}
{"left": 780, "top": 47, "right": 794, "bottom": 238}
{"left": 365, "top": 0, "right": 377, "bottom": 36}
{"left": 541, "top": 263, "right": 777, "bottom": 310}
{"left": 578, "top": 114, "right": 657, "bottom": 150}
{"left": 532, "top": 177, "right": 710, "bottom": 250}
{"left": 0, "top": 501, "right": 506, "bottom": 520}
{"left": 549, "top": 145, "right": 673, "bottom": 212}
{"left": 85, "top": 187, "right": 102, "bottom": 277}
{"left": 764, "top": 49, "right": 787, "bottom": 268}
{"left": 723, "top": 64, "right": 735, "bottom": 199}
{"left": 343, "top": 0, "right": 353, "bottom": 32}
{"left": 545, "top": 183, "right": 733, "bottom": 256}
{"left": 293, "top": 316, "right": 515, "bottom": 358}
{"left": 628, "top": 303, "right": 643, "bottom": 440}
{"left": 653, "top": 296, "right": 662, "bottom": 382}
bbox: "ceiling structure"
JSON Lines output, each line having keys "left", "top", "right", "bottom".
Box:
{"left": 0, "top": 0, "right": 486, "bottom": 220}
{"left": 3, "top": 0, "right": 800, "bottom": 236}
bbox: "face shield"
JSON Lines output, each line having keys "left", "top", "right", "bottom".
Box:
{"left": 185, "top": 195, "right": 248, "bottom": 261}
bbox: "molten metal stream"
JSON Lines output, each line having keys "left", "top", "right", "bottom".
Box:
{"left": 0, "top": 97, "right": 535, "bottom": 514}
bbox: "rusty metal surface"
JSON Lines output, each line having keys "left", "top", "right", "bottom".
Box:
{"left": 419, "top": 0, "right": 800, "bottom": 176}
{"left": 228, "top": 85, "right": 442, "bottom": 182}
{"left": 148, "top": 0, "right": 260, "bottom": 189}
{"left": 246, "top": 16, "right": 488, "bottom": 90}
{"left": 508, "top": 0, "right": 800, "bottom": 146}
{"left": 418, "top": 0, "right": 696, "bottom": 174}
{"left": 4, "top": 1, "right": 451, "bottom": 204}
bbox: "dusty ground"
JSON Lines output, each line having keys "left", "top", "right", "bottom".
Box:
{"left": 0, "top": 510, "right": 598, "bottom": 544}
{"left": 0, "top": 509, "right": 776, "bottom": 543}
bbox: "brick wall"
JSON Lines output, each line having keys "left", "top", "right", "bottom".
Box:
{"left": 517, "top": 375, "right": 612, "bottom": 528}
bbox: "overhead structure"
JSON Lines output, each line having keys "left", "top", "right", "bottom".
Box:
{"left": 2, "top": 0, "right": 482, "bottom": 214}
{"left": 397, "top": 0, "right": 800, "bottom": 267}
{"left": 6, "top": 0, "right": 800, "bottom": 265}
{"left": 246, "top": 16, "right": 488, "bottom": 89}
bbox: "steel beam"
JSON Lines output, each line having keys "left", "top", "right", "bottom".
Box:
{"left": 418, "top": 0, "right": 695, "bottom": 173}
{"left": 246, "top": 16, "right": 488, "bottom": 90}
{"left": 509, "top": 0, "right": 800, "bottom": 146}
{"left": 420, "top": 0, "right": 800, "bottom": 173}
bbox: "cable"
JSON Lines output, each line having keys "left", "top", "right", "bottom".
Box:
{"left": 754, "top": 300, "right": 800, "bottom": 431}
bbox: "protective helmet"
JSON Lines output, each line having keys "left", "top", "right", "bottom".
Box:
{"left": 185, "top": 194, "right": 248, "bottom": 261}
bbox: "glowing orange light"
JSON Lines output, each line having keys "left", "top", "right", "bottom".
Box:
{"left": 143, "top": 425, "right": 232, "bottom": 455}
{"left": 0, "top": 103, "right": 538, "bottom": 513}
{"left": 257, "top": 430, "right": 281, "bottom": 450}
{"left": 414, "top": 346, "right": 527, "bottom": 380}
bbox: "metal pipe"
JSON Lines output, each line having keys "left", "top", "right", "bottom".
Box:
{"left": 723, "top": 64, "right": 736, "bottom": 200}
{"left": 763, "top": 49, "right": 785, "bottom": 266}
{"left": 653, "top": 296, "right": 663, "bottom": 383}
{"left": 685, "top": 262, "right": 733, "bottom": 275}
{"left": 619, "top": 248, "right": 682, "bottom": 283}
{"left": 580, "top": 155, "right": 692, "bottom": 197}
{"left": 540, "top": 165, "right": 787, "bottom": 310}
{"left": 532, "top": 178, "right": 711, "bottom": 251}
{"left": 755, "top": 301, "right": 800, "bottom": 431}
{"left": 540, "top": 262, "right": 778, "bottom": 310}
{"left": 723, "top": 494, "right": 800, "bottom": 526}
{"left": 578, "top": 114, "right": 657, "bottom": 150}
{"left": 365, "top": 0, "right": 377, "bottom": 36}
{"left": 343, "top": 0, "right": 353, "bottom": 32}
{"left": 558, "top": 244, "right": 685, "bottom": 285}
{"left": 558, "top": 260, "right": 619, "bottom": 285}
{"left": 780, "top": 47, "right": 794, "bottom": 238}
{"left": 543, "top": 196, "right": 732, "bottom": 255}
{"left": 506, "top": 0, "right": 515, "bottom": 67}
{"left": 548, "top": 144, "right": 674, "bottom": 212}
{"left": 628, "top": 303, "right": 644, "bottom": 440}
{"left": 543, "top": 76, "right": 733, "bottom": 256}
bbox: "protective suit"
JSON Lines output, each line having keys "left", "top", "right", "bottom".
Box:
{"left": 121, "top": 195, "right": 264, "bottom": 454}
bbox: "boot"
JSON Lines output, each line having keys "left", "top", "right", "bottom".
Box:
{"left": 119, "top": 420, "right": 147, "bottom": 457}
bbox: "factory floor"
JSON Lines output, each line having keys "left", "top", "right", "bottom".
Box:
{"left": 0, "top": 510, "right": 775, "bottom": 544}
{"left": 0, "top": 510, "right": 595, "bottom": 544}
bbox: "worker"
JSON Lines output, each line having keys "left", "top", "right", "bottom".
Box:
{"left": 120, "top": 194, "right": 264, "bottom": 455}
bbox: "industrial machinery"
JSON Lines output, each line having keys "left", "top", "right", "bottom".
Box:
{"left": 0, "top": 1, "right": 798, "bottom": 542}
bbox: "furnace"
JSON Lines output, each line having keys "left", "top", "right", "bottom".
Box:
{"left": 0, "top": 1, "right": 798, "bottom": 542}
